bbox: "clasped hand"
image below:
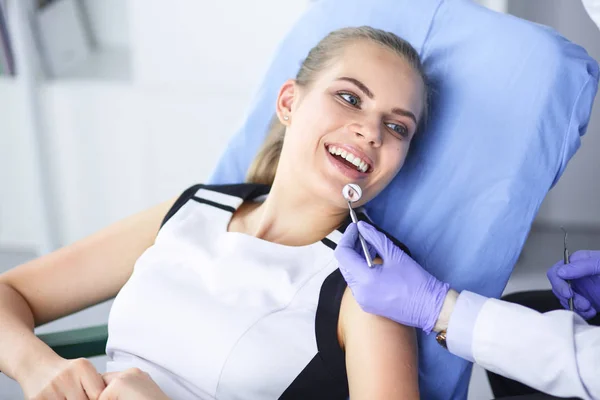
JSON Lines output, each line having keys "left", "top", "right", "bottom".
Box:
{"left": 25, "top": 358, "right": 169, "bottom": 400}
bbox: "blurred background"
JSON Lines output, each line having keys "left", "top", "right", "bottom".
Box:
{"left": 0, "top": 0, "right": 598, "bottom": 398}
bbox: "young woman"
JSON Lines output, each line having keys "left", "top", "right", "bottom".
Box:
{"left": 0, "top": 26, "right": 427, "bottom": 399}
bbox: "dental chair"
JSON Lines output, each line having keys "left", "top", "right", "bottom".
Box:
{"left": 38, "top": 0, "right": 599, "bottom": 398}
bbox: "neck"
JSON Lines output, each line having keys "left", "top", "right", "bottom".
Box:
{"left": 242, "top": 179, "right": 348, "bottom": 246}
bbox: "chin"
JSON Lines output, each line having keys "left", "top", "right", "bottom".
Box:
{"left": 303, "top": 178, "right": 346, "bottom": 209}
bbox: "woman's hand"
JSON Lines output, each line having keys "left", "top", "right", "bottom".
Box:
{"left": 23, "top": 357, "right": 106, "bottom": 400}
{"left": 99, "top": 368, "right": 170, "bottom": 400}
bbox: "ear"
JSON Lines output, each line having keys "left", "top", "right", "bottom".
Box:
{"left": 275, "top": 79, "right": 297, "bottom": 126}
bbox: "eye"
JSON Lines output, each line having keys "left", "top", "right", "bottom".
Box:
{"left": 338, "top": 92, "right": 361, "bottom": 107}
{"left": 386, "top": 123, "right": 409, "bottom": 138}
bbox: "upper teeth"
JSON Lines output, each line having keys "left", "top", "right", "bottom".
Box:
{"left": 328, "top": 146, "right": 369, "bottom": 173}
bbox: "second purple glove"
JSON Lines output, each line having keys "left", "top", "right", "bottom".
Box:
{"left": 547, "top": 250, "right": 600, "bottom": 319}
{"left": 334, "top": 221, "right": 450, "bottom": 334}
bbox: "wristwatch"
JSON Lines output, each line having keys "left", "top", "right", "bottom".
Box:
{"left": 436, "top": 330, "right": 447, "bottom": 349}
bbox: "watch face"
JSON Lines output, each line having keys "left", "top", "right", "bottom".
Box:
{"left": 436, "top": 331, "right": 448, "bottom": 349}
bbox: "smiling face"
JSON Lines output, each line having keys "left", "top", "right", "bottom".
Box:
{"left": 274, "top": 40, "right": 426, "bottom": 208}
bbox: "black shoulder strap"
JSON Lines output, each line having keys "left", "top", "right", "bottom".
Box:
{"left": 160, "top": 184, "right": 204, "bottom": 228}
{"left": 160, "top": 183, "right": 273, "bottom": 229}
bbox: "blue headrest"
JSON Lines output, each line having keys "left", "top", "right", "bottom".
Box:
{"left": 209, "top": 0, "right": 599, "bottom": 397}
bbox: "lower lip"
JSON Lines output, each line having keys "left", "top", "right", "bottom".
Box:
{"left": 325, "top": 148, "right": 370, "bottom": 180}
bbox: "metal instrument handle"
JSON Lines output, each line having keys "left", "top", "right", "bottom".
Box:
{"left": 348, "top": 202, "right": 374, "bottom": 268}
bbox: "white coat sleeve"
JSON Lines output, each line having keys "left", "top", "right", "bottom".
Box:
{"left": 446, "top": 291, "right": 600, "bottom": 400}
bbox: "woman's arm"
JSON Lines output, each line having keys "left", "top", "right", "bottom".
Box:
{"left": 0, "top": 197, "right": 175, "bottom": 391}
{"left": 340, "top": 287, "right": 419, "bottom": 399}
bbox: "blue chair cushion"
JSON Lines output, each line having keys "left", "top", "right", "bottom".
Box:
{"left": 209, "top": 0, "right": 599, "bottom": 398}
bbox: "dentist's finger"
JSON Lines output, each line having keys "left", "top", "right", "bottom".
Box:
{"left": 557, "top": 259, "right": 600, "bottom": 280}
{"left": 569, "top": 250, "right": 600, "bottom": 262}
{"left": 356, "top": 221, "right": 389, "bottom": 256}
{"left": 579, "top": 306, "right": 597, "bottom": 320}
{"left": 573, "top": 292, "right": 593, "bottom": 312}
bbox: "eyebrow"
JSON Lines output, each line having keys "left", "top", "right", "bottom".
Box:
{"left": 336, "top": 76, "right": 418, "bottom": 126}
{"left": 337, "top": 77, "right": 374, "bottom": 99}
{"left": 391, "top": 108, "right": 418, "bottom": 126}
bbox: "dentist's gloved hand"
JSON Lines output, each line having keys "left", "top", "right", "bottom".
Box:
{"left": 547, "top": 250, "right": 600, "bottom": 319}
{"left": 335, "top": 221, "right": 450, "bottom": 334}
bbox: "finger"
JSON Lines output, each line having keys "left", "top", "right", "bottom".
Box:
{"left": 335, "top": 243, "right": 369, "bottom": 268}
{"left": 337, "top": 223, "right": 359, "bottom": 250}
{"left": 355, "top": 236, "right": 378, "bottom": 260}
{"left": 569, "top": 250, "right": 594, "bottom": 262}
{"left": 551, "top": 285, "right": 570, "bottom": 304}
{"left": 546, "top": 260, "right": 562, "bottom": 280}
{"left": 557, "top": 259, "right": 600, "bottom": 279}
{"left": 579, "top": 306, "right": 597, "bottom": 320}
{"left": 348, "top": 241, "right": 377, "bottom": 260}
{"left": 573, "top": 293, "right": 592, "bottom": 313}
{"left": 366, "top": 242, "right": 377, "bottom": 259}
{"left": 559, "top": 298, "right": 571, "bottom": 311}
{"left": 550, "top": 276, "right": 572, "bottom": 299}
{"left": 336, "top": 249, "right": 368, "bottom": 280}
{"left": 569, "top": 250, "right": 600, "bottom": 262}
{"left": 63, "top": 384, "right": 88, "bottom": 400}
{"left": 38, "top": 388, "right": 64, "bottom": 400}
{"left": 335, "top": 224, "right": 373, "bottom": 271}
{"left": 546, "top": 260, "right": 565, "bottom": 279}
{"left": 80, "top": 370, "right": 107, "bottom": 400}
{"left": 98, "top": 384, "right": 115, "bottom": 400}
{"left": 101, "top": 372, "right": 120, "bottom": 386}
{"left": 356, "top": 221, "right": 387, "bottom": 255}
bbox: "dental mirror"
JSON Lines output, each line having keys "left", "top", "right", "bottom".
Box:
{"left": 342, "top": 183, "right": 373, "bottom": 267}
{"left": 342, "top": 183, "right": 362, "bottom": 203}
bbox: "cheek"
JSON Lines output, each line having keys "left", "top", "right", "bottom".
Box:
{"left": 290, "top": 97, "right": 342, "bottom": 144}
{"left": 391, "top": 141, "right": 408, "bottom": 159}
{"left": 380, "top": 144, "right": 409, "bottom": 177}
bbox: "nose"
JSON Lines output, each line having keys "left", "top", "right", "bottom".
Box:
{"left": 353, "top": 118, "right": 383, "bottom": 147}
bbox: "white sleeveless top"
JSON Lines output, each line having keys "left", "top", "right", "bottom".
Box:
{"left": 105, "top": 184, "right": 356, "bottom": 399}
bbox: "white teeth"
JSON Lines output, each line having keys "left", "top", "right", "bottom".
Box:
{"left": 327, "top": 145, "right": 370, "bottom": 173}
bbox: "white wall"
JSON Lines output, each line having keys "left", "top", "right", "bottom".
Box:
{"left": 510, "top": 0, "right": 600, "bottom": 229}
{"left": 42, "top": 83, "right": 254, "bottom": 243}
{"left": 0, "top": 80, "right": 40, "bottom": 248}
{"left": 130, "top": 0, "right": 309, "bottom": 90}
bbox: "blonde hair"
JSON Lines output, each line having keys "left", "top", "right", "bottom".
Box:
{"left": 246, "top": 26, "right": 429, "bottom": 185}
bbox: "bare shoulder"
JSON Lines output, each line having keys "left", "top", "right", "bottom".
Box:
{"left": 339, "top": 287, "right": 419, "bottom": 400}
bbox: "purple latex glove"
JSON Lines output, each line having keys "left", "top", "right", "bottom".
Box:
{"left": 334, "top": 221, "right": 450, "bottom": 334}
{"left": 547, "top": 250, "right": 600, "bottom": 320}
